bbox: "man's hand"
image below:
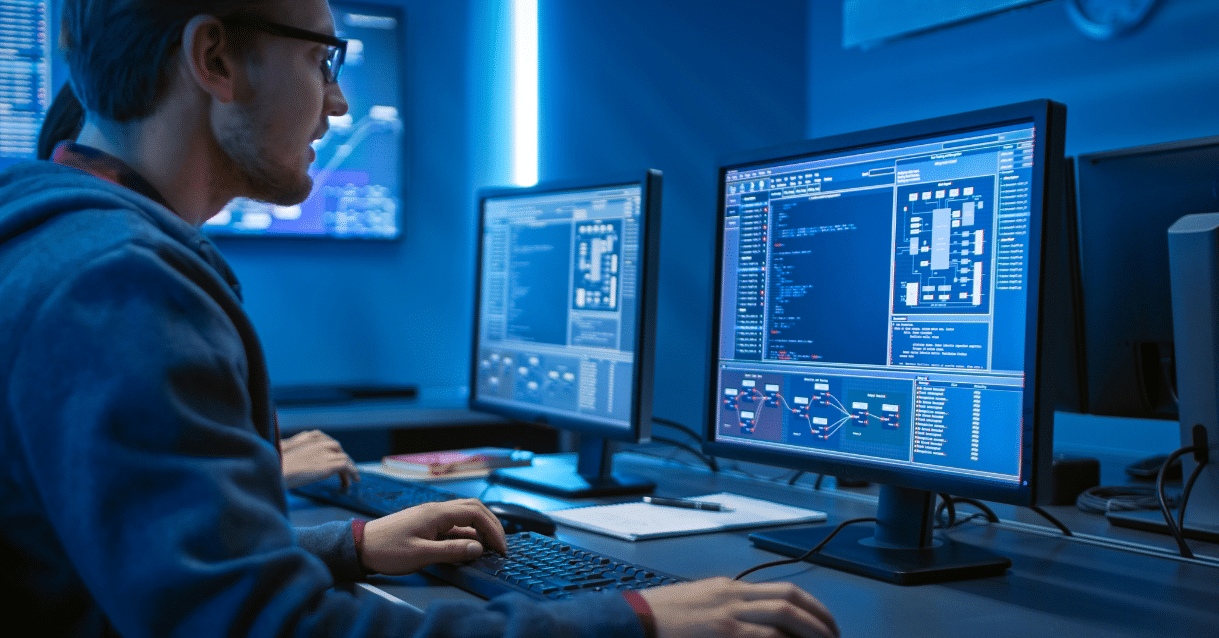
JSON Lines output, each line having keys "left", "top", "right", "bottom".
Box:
{"left": 360, "top": 499, "right": 509, "bottom": 575}
{"left": 640, "top": 577, "right": 839, "bottom": 638}
{"left": 280, "top": 429, "right": 359, "bottom": 489}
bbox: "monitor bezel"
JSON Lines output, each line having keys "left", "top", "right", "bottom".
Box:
{"left": 702, "top": 100, "right": 1065, "bottom": 506}
{"left": 468, "top": 169, "right": 662, "bottom": 444}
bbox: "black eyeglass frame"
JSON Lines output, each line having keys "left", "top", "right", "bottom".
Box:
{"left": 221, "top": 15, "right": 348, "bottom": 83}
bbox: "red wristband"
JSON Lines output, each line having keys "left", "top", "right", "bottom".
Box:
{"left": 621, "top": 590, "right": 657, "bottom": 638}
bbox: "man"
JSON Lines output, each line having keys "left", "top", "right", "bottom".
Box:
{"left": 0, "top": 1, "right": 840, "bottom": 637}
{"left": 36, "top": 82, "right": 364, "bottom": 491}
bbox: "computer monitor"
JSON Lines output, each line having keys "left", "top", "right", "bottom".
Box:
{"left": 703, "top": 100, "right": 1067, "bottom": 584}
{"left": 471, "top": 170, "right": 662, "bottom": 497}
{"left": 1074, "top": 135, "right": 1219, "bottom": 420}
{"left": 0, "top": 0, "right": 52, "bottom": 172}
{"left": 202, "top": 1, "right": 405, "bottom": 239}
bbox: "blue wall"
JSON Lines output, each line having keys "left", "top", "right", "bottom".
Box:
{"left": 807, "top": 0, "right": 1219, "bottom": 156}
{"left": 536, "top": 0, "right": 810, "bottom": 434}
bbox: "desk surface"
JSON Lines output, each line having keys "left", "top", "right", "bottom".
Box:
{"left": 290, "top": 452, "right": 1219, "bottom": 638}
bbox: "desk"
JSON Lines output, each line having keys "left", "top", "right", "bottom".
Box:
{"left": 290, "top": 452, "right": 1219, "bottom": 637}
{"left": 276, "top": 396, "right": 509, "bottom": 435}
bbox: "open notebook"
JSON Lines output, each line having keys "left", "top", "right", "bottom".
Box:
{"left": 547, "top": 492, "right": 827, "bottom": 541}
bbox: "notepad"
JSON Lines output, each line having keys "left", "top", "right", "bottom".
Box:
{"left": 547, "top": 492, "right": 827, "bottom": 541}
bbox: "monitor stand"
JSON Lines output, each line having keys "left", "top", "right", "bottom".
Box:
{"left": 749, "top": 485, "right": 1010, "bottom": 585}
{"left": 489, "top": 435, "right": 655, "bottom": 498}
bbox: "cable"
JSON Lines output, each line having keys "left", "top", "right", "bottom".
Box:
{"left": 937, "top": 493, "right": 956, "bottom": 527}
{"left": 1177, "top": 457, "right": 1209, "bottom": 531}
{"left": 1074, "top": 484, "right": 1173, "bottom": 514}
{"left": 812, "top": 474, "right": 825, "bottom": 490}
{"left": 949, "top": 497, "right": 999, "bottom": 522}
{"left": 647, "top": 418, "right": 720, "bottom": 472}
{"left": 651, "top": 417, "right": 703, "bottom": 443}
{"left": 934, "top": 495, "right": 999, "bottom": 529}
{"left": 1157, "top": 445, "right": 1200, "bottom": 559}
{"left": 733, "top": 517, "right": 877, "bottom": 581}
{"left": 647, "top": 435, "right": 720, "bottom": 472}
{"left": 1029, "top": 505, "right": 1072, "bottom": 536}
{"left": 787, "top": 470, "right": 806, "bottom": 486}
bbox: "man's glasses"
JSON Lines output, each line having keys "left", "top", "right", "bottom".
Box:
{"left": 221, "top": 15, "right": 347, "bottom": 83}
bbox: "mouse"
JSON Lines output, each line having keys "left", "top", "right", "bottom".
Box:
{"left": 483, "top": 501, "right": 556, "bottom": 536}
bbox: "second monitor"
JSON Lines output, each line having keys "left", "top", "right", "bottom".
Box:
{"left": 471, "top": 171, "right": 663, "bottom": 497}
{"left": 704, "top": 100, "right": 1067, "bottom": 584}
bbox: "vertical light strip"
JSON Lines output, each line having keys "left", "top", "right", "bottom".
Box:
{"left": 511, "top": 0, "right": 538, "bottom": 186}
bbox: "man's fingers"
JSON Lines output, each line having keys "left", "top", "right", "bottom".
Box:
{"left": 733, "top": 581, "right": 837, "bottom": 635}
{"left": 726, "top": 583, "right": 833, "bottom": 634}
{"left": 442, "top": 525, "right": 481, "bottom": 540}
{"left": 419, "top": 500, "right": 508, "bottom": 554}
{"left": 726, "top": 623, "right": 786, "bottom": 638}
{"left": 285, "top": 430, "right": 325, "bottom": 446}
{"left": 737, "top": 599, "right": 840, "bottom": 638}
{"left": 416, "top": 538, "right": 486, "bottom": 564}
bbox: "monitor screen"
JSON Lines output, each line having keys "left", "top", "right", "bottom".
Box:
{"left": 706, "top": 101, "right": 1065, "bottom": 507}
{"left": 203, "top": 1, "right": 404, "bottom": 239}
{"left": 471, "top": 174, "right": 660, "bottom": 440}
{"left": 0, "top": 0, "right": 52, "bottom": 172}
{"left": 1074, "top": 136, "right": 1219, "bottom": 421}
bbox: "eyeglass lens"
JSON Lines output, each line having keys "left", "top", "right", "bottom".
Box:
{"left": 325, "top": 46, "right": 345, "bottom": 83}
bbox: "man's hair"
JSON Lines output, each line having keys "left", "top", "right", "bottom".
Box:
{"left": 37, "top": 84, "right": 84, "bottom": 160}
{"left": 61, "top": 0, "right": 272, "bottom": 123}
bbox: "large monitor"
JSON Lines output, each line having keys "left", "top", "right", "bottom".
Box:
{"left": 1074, "top": 136, "right": 1219, "bottom": 421}
{"left": 471, "top": 171, "right": 662, "bottom": 497}
{"left": 704, "top": 100, "right": 1067, "bottom": 584}
{"left": 202, "top": 1, "right": 405, "bottom": 239}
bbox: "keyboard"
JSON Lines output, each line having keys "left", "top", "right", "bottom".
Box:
{"left": 291, "top": 472, "right": 460, "bottom": 517}
{"left": 425, "top": 531, "right": 685, "bottom": 601}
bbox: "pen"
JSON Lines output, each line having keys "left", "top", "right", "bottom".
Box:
{"left": 643, "top": 496, "right": 735, "bottom": 512}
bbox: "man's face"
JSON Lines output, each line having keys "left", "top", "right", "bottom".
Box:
{"left": 215, "top": 0, "right": 348, "bottom": 206}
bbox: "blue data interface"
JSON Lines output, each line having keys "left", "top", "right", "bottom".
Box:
{"left": 475, "top": 185, "right": 643, "bottom": 430}
{"left": 715, "top": 123, "right": 1036, "bottom": 485}
{"left": 0, "top": 0, "right": 50, "bottom": 171}
{"left": 203, "top": 3, "right": 404, "bottom": 239}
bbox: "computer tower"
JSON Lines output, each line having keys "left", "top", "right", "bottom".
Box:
{"left": 1166, "top": 213, "right": 1219, "bottom": 533}
{"left": 1109, "top": 212, "right": 1219, "bottom": 540}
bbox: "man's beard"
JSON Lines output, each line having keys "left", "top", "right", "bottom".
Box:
{"left": 215, "top": 102, "right": 314, "bottom": 206}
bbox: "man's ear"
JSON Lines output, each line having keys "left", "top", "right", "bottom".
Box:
{"left": 181, "top": 14, "right": 245, "bottom": 104}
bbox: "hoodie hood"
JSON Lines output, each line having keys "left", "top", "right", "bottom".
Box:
{"left": 0, "top": 160, "right": 242, "bottom": 299}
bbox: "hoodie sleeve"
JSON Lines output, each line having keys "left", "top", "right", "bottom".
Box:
{"left": 6, "top": 239, "right": 645, "bottom": 638}
{"left": 296, "top": 522, "right": 366, "bottom": 584}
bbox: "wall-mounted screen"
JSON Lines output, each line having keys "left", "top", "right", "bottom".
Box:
{"left": 203, "top": 2, "right": 405, "bottom": 240}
